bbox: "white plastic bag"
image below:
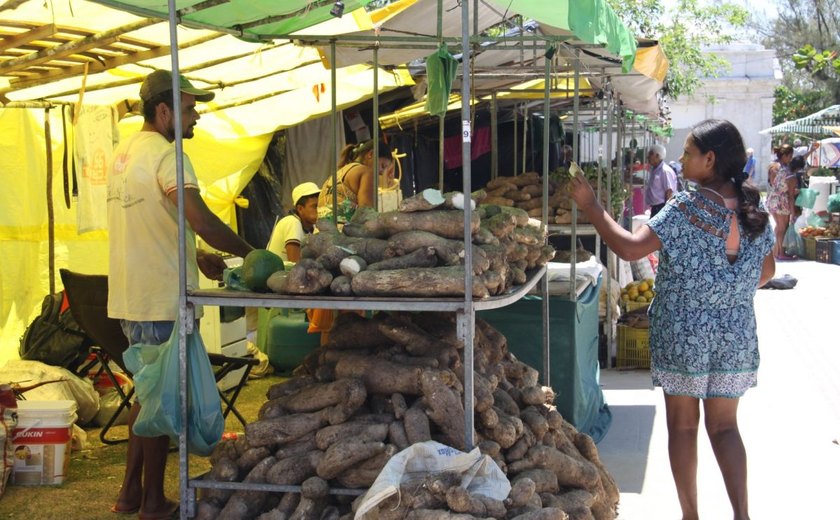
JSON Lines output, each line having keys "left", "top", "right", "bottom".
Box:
{"left": 354, "top": 441, "right": 510, "bottom": 519}
{"left": 0, "top": 360, "right": 99, "bottom": 425}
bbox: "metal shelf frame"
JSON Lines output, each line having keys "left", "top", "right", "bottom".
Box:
{"left": 145, "top": 0, "right": 640, "bottom": 517}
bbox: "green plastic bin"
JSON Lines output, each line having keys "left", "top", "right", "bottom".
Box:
{"left": 256, "top": 308, "right": 320, "bottom": 375}
{"left": 478, "top": 278, "right": 612, "bottom": 442}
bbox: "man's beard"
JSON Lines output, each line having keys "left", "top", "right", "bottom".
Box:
{"left": 165, "top": 122, "right": 194, "bottom": 141}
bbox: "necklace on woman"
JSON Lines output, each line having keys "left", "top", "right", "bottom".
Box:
{"left": 698, "top": 182, "right": 735, "bottom": 201}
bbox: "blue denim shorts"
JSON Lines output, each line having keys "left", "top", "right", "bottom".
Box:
{"left": 120, "top": 320, "right": 175, "bottom": 346}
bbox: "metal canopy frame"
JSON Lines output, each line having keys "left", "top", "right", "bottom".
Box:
{"left": 130, "top": 0, "right": 642, "bottom": 516}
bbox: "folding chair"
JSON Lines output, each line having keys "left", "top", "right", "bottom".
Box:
{"left": 59, "top": 269, "right": 258, "bottom": 445}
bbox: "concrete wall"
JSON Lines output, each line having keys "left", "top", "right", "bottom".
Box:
{"left": 666, "top": 43, "right": 781, "bottom": 189}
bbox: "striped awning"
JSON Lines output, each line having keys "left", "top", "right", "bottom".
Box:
{"left": 760, "top": 105, "right": 840, "bottom": 136}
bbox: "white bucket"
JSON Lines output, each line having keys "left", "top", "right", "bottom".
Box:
{"left": 809, "top": 176, "right": 839, "bottom": 213}
{"left": 11, "top": 400, "right": 77, "bottom": 486}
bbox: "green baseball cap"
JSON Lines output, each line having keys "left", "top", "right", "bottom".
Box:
{"left": 140, "top": 69, "right": 215, "bottom": 103}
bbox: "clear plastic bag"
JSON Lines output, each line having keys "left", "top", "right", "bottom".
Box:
{"left": 123, "top": 322, "right": 223, "bottom": 456}
{"left": 783, "top": 224, "right": 803, "bottom": 257}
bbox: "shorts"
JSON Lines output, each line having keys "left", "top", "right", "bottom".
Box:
{"left": 120, "top": 320, "right": 175, "bottom": 346}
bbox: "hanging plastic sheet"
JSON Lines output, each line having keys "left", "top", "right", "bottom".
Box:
{"left": 424, "top": 44, "right": 458, "bottom": 117}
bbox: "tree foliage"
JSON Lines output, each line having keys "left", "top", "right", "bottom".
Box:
{"left": 607, "top": 0, "right": 748, "bottom": 100}
{"left": 757, "top": 0, "right": 840, "bottom": 109}
{"left": 772, "top": 84, "right": 827, "bottom": 124}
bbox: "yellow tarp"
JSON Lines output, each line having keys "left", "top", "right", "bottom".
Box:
{"left": 0, "top": 58, "right": 413, "bottom": 363}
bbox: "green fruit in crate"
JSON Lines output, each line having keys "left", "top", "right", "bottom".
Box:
{"left": 242, "top": 249, "right": 284, "bottom": 292}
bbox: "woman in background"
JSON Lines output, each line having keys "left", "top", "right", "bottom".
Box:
{"left": 765, "top": 144, "right": 797, "bottom": 260}
{"left": 318, "top": 140, "right": 393, "bottom": 223}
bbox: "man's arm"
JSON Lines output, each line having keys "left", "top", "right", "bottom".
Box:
{"left": 168, "top": 188, "right": 253, "bottom": 258}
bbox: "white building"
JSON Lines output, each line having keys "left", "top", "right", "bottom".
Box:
{"left": 666, "top": 43, "right": 782, "bottom": 188}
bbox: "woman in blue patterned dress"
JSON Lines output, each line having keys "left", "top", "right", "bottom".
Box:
{"left": 569, "top": 119, "right": 775, "bottom": 520}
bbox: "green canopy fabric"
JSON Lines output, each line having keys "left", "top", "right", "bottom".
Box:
{"left": 91, "top": 0, "right": 373, "bottom": 41}
{"left": 92, "top": 0, "right": 636, "bottom": 70}
{"left": 487, "top": 0, "right": 637, "bottom": 72}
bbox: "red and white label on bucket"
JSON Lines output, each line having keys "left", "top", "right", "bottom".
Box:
{"left": 12, "top": 427, "right": 72, "bottom": 445}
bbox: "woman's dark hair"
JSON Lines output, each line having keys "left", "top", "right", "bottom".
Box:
{"left": 775, "top": 144, "right": 794, "bottom": 160}
{"left": 789, "top": 155, "right": 806, "bottom": 172}
{"left": 689, "top": 119, "right": 769, "bottom": 239}
{"left": 142, "top": 90, "right": 174, "bottom": 122}
{"left": 337, "top": 140, "right": 392, "bottom": 168}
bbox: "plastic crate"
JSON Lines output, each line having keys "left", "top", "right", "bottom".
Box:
{"left": 803, "top": 237, "right": 817, "bottom": 261}
{"left": 616, "top": 325, "right": 650, "bottom": 369}
{"left": 621, "top": 300, "right": 650, "bottom": 314}
{"left": 815, "top": 238, "right": 837, "bottom": 264}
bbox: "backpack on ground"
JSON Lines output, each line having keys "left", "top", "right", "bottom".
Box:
{"left": 19, "top": 291, "right": 91, "bottom": 372}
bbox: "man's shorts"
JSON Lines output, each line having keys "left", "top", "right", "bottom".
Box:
{"left": 120, "top": 320, "right": 175, "bottom": 346}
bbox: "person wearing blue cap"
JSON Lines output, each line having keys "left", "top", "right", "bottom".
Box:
{"left": 107, "top": 70, "right": 253, "bottom": 519}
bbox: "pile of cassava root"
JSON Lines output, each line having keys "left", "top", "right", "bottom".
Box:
{"left": 264, "top": 189, "right": 555, "bottom": 299}
{"left": 194, "top": 312, "right": 619, "bottom": 520}
{"left": 481, "top": 172, "right": 611, "bottom": 226}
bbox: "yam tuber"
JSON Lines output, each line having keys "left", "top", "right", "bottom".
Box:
{"left": 344, "top": 208, "right": 479, "bottom": 240}
{"left": 351, "top": 266, "right": 489, "bottom": 298}
{"left": 339, "top": 255, "right": 367, "bottom": 277}
{"left": 540, "top": 491, "right": 596, "bottom": 520}
{"left": 399, "top": 188, "right": 446, "bottom": 212}
{"left": 289, "top": 476, "right": 329, "bottom": 520}
{"left": 335, "top": 444, "right": 398, "bottom": 488}
{"left": 325, "top": 312, "right": 392, "bottom": 350}
{"left": 510, "top": 445, "right": 599, "bottom": 490}
{"left": 315, "top": 421, "right": 390, "bottom": 450}
{"left": 388, "top": 420, "right": 409, "bottom": 450}
{"left": 217, "top": 455, "right": 276, "bottom": 520}
{"left": 403, "top": 403, "right": 432, "bottom": 444}
{"left": 265, "top": 450, "right": 322, "bottom": 486}
{"left": 368, "top": 246, "right": 438, "bottom": 271}
{"left": 330, "top": 275, "right": 353, "bottom": 296}
{"left": 513, "top": 469, "right": 559, "bottom": 494}
{"left": 245, "top": 409, "right": 328, "bottom": 448}
{"left": 386, "top": 230, "right": 464, "bottom": 265}
{"left": 316, "top": 440, "right": 386, "bottom": 480}
{"left": 505, "top": 477, "right": 536, "bottom": 509}
{"left": 421, "top": 369, "right": 468, "bottom": 450}
{"left": 509, "top": 507, "right": 568, "bottom": 520}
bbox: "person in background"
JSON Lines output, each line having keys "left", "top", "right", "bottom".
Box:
{"left": 668, "top": 160, "right": 685, "bottom": 192}
{"left": 318, "top": 140, "right": 393, "bottom": 223}
{"left": 107, "top": 70, "right": 254, "bottom": 519}
{"left": 743, "top": 148, "right": 756, "bottom": 183}
{"left": 645, "top": 144, "right": 678, "bottom": 217}
{"left": 789, "top": 155, "right": 806, "bottom": 191}
{"left": 793, "top": 138, "right": 809, "bottom": 158}
{"left": 561, "top": 144, "right": 574, "bottom": 169}
{"left": 766, "top": 144, "right": 797, "bottom": 260}
{"left": 569, "top": 119, "right": 774, "bottom": 520}
{"left": 267, "top": 182, "right": 320, "bottom": 262}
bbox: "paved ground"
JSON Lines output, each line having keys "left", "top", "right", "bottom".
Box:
{"left": 597, "top": 259, "right": 840, "bottom": 519}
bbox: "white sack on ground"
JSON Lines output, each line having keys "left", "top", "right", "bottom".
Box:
{"left": 0, "top": 360, "right": 99, "bottom": 424}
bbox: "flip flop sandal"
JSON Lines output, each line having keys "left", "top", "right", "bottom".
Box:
{"left": 110, "top": 505, "right": 140, "bottom": 515}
